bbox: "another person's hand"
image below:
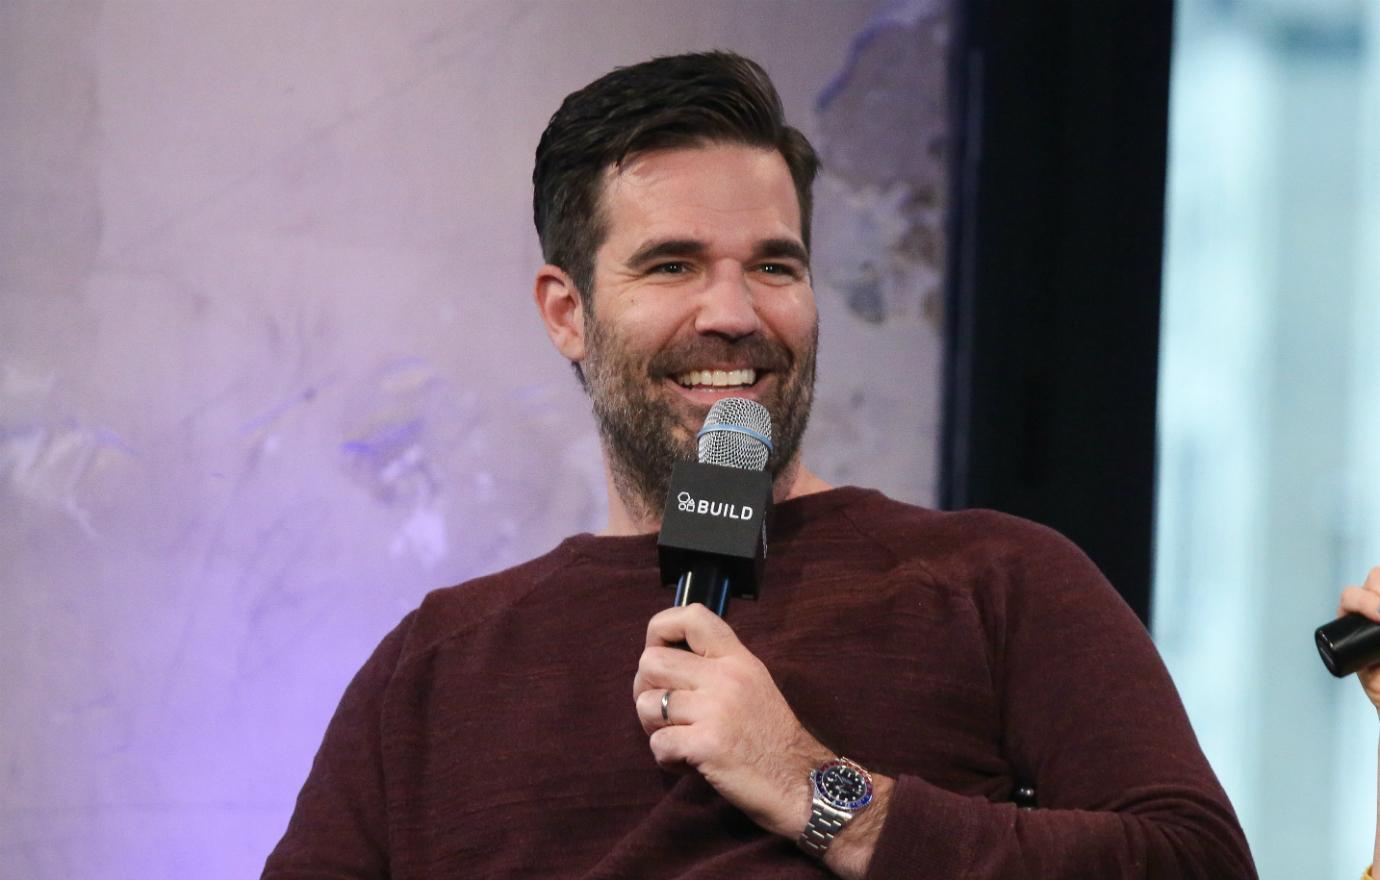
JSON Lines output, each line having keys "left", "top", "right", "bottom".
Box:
{"left": 1341, "top": 567, "right": 1380, "bottom": 879}
{"left": 1337, "top": 567, "right": 1380, "bottom": 713}
{"left": 631, "top": 604, "right": 828, "bottom": 839}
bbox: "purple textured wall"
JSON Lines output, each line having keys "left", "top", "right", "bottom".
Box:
{"left": 0, "top": 1, "right": 948, "bottom": 875}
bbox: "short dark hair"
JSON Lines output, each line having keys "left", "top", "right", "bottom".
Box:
{"left": 532, "top": 51, "right": 820, "bottom": 304}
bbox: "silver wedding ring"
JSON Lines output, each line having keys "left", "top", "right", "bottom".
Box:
{"left": 660, "top": 689, "right": 673, "bottom": 724}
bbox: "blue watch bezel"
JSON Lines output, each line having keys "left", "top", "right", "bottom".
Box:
{"left": 811, "top": 758, "right": 874, "bottom": 812}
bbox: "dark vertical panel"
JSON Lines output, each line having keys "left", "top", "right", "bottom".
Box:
{"left": 943, "top": 3, "right": 1173, "bottom": 624}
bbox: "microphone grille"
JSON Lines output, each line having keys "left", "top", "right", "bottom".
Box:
{"left": 697, "top": 398, "right": 773, "bottom": 471}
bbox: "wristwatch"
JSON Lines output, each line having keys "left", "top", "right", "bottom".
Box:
{"left": 797, "top": 757, "right": 874, "bottom": 858}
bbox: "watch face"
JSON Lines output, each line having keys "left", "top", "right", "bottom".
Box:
{"left": 813, "top": 759, "right": 874, "bottom": 811}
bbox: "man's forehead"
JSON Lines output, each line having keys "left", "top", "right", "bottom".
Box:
{"left": 596, "top": 144, "right": 803, "bottom": 249}
{"left": 605, "top": 143, "right": 786, "bottom": 190}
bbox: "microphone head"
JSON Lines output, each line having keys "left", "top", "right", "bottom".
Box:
{"left": 697, "top": 398, "right": 773, "bottom": 471}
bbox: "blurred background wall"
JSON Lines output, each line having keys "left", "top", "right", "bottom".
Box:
{"left": 0, "top": 1, "right": 949, "bottom": 876}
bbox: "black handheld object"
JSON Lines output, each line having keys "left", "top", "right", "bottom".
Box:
{"left": 659, "top": 461, "right": 772, "bottom": 614}
{"left": 657, "top": 398, "right": 774, "bottom": 618}
{"left": 1315, "top": 614, "right": 1380, "bottom": 678}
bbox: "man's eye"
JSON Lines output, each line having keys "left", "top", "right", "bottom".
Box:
{"left": 758, "top": 263, "right": 801, "bottom": 278}
{"left": 650, "top": 262, "right": 689, "bottom": 275}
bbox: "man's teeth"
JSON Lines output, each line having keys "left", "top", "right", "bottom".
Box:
{"left": 674, "top": 368, "right": 757, "bottom": 388}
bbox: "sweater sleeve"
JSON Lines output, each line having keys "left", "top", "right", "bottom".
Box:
{"left": 864, "top": 517, "right": 1256, "bottom": 879}
{"left": 261, "top": 613, "right": 415, "bottom": 880}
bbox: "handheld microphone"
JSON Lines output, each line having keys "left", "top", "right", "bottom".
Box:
{"left": 657, "top": 398, "right": 775, "bottom": 617}
{"left": 1315, "top": 614, "right": 1380, "bottom": 678}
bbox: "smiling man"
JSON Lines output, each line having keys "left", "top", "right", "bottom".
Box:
{"left": 535, "top": 140, "right": 825, "bottom": 532}
{"left": 263, "top": 52, "right": 1256, "bottom": 879}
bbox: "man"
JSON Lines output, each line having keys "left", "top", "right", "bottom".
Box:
{"left": 264, "top": 52, "right": 1256, "bottom": 878}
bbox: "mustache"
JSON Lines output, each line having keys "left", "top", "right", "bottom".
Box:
{"left": 646, "top": 336, "right": 793, "bottom": 376}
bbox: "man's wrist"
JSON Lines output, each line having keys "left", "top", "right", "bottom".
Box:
{"left": 785, "top": 751, "right": 894, "bottom": 880}
{"left": 798, "top": 757, "right": 875, "bottom": 857}
{"left": 820, "top": 771, "right": 893, "bottom": 880}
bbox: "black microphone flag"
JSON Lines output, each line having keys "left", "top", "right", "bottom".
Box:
{"left": 657, "top": 398, "right": 774, "bottom": 616}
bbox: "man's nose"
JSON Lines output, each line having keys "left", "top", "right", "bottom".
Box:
{"left": 694, "top": 264, "right": 762, "bottom": 339}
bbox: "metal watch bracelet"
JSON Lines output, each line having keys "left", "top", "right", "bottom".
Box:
{"left": 797, "top": 798, "right": 855, "bottom": 857}
{"left": 797, "top": 757, "right": 874, "bottom": 859}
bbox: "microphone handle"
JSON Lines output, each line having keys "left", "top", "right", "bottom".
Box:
{"left": 669, "top": 557, "right": 731, "bottom": 652}
{"left": 673, "top": 556, "right": 732, "bottom": 617}
{"left": 1316, "top": 613, "right": 1380, "bottom": 677}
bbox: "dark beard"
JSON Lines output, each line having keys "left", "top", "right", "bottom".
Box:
{"left": 582, "top": 316, "right": 818, "bottom": 525}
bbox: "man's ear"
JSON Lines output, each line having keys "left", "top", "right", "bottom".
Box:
{"left": 534, "top": 264, "right": 587, "bottom": 364}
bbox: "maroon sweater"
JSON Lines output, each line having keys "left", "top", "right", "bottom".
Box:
{"left": 264, "top": 487, "right": 1255, "bottom": 878}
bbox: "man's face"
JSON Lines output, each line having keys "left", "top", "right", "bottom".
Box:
{"left": 579, "top": 143, "right": 819, "bottom": 520}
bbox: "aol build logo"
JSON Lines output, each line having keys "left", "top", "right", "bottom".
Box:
{"left": 677, "top": 491, "right": 755, "bottom": 521}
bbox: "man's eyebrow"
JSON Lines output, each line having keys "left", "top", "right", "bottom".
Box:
{"left": 626, "top": 237, "right": 812, "bottom": 270}
{"left": 625, "top": 239, "right": 707, "bottom": 269}
{"left": 750, "top": 238, "right": 811, "bottom": 266}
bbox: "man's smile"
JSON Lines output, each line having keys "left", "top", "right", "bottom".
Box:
{"left": 662, "top": 365, "right": 774, "bottom": 410}
{"left": 673, "top": 367, "right": 758, "bottom": 389}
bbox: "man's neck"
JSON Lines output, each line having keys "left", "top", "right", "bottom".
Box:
{"left": 599, "top": 458, "right": 833, "bottom": 537}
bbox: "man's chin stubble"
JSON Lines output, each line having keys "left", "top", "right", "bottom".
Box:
{"left": 593, "top": 383, "right": 813, "bottom": 526}
{"left": 582, "top": 319, "right": 818, "bottom": 526}
{"left": 592, "top": 393, "right": 692, "bottom": 526}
